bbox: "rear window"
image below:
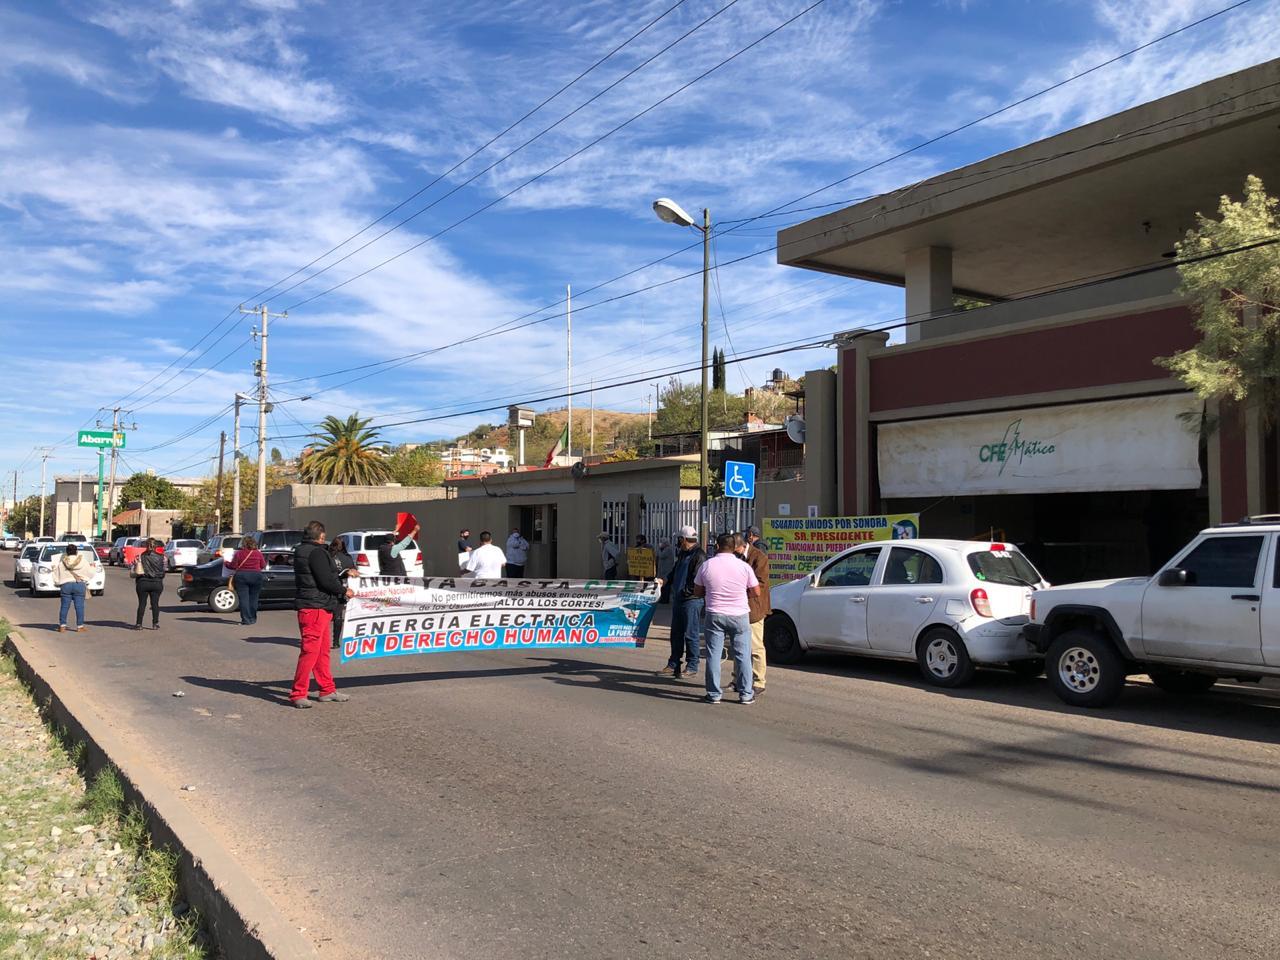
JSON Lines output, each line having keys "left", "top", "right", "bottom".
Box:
{"left": 364, "top": 534, "right": 419, "bottom": 551}
{"left": 260, "top": 531, "right": 304, "bottom": 550}
{"left": 967, "top": 549, "right": 1042, "bottom": 586}
{"left": 174, "top": 540, "right": 203, "bottom": 548}
{"left": 221, "top": 536, "right": 243, "bottom": 549}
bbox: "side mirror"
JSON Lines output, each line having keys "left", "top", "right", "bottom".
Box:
{"left": 1157, "top": 567, "right": 1190, "bottom": 587}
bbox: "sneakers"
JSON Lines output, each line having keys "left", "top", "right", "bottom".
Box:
{"left": 291, "top": 698, "right": 313, "bottom": 709}
{"left": 703, "top": 694, "right": 721, "bottom": 704}
{"left": 680, "top": 664, "right": 699, "bottom": 680}
{"left": 752, "top": 686, "right": 765, "bottom": 699}
{"left": 656, "top": 664, "right": 678, "bottom": 677}
{"left": 317, "top": 692, "right": 350, "bottom": 703}
{"left": 132, "top": 624, "right": 143, "bottom": 631}
{"left": 57, "top": 625, "right": 67, "bottom": 633}
{"left": 76, "top": 626, "right": 86, "bottom": 633}
{"left": 738, "top": 695, "right": 755, "bottom": 705}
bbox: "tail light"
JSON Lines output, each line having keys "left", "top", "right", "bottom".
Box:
{"left": 183, "top": 573, "right": 193, "bottom": 583}
{"left": 414, "top": 555, "right": 423, "bottom": 566}
{"left": 356, "top": 553, "right": 370, "bottom": 566}
{"left": 970, "top": 588, "right": 993, "bottom": 618}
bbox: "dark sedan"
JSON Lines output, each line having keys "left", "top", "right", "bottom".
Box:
{"left": 177, "top": 552, "right": 297, "bottom": 613}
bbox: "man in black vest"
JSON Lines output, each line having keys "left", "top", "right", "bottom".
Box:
{"left": 291, "top": 520, "right": 353, "bottom": 709}
{"left": 377, "top": 522, "right": 418, "bottom": 577}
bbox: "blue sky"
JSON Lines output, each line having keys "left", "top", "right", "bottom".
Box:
{"left": 3, "top": 0, "right": 1278, "bottom": 494}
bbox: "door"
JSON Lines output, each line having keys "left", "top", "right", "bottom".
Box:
{"left": 262, "top": 555, "right": 295, "bottom": 601}
{"left": 799, "top": 547, "right": 883, "bottom": 650}
{"left": 1262, "top": 538, "right": 1280, "bottom": 668}
{"left": 867, "top": 546, "right": 945, "bottom": 654}
{"left": 1140, "top": 534, "right": 1265, "bottom": 664}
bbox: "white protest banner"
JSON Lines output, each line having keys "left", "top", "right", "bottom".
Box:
{"left": 340, "top": 577, "right": 659, "bottom": 663}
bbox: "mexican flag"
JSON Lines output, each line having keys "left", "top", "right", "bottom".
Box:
{"left": 544, "top": 423, "right": 569, "bottom": 468}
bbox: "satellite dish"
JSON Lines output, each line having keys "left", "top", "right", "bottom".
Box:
{"left": 785, "top": 416, "right": 806, "bottom": 444}
{"left": 571, "top": 461, "right": 589, "bottom": 480}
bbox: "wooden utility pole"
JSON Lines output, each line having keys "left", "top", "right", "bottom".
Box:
{"left": 214, "top": 430, "right": 226, "bottom": 535}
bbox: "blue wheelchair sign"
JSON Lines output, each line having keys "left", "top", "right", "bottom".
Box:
{"left": 723, "top": 460, "right": 756, "bottom": 499}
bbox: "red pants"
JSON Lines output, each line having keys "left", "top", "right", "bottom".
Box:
{"left": 292, "top": 609, "right": 337, "bottom": 701}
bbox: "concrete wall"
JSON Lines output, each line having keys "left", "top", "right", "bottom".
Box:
{"left": 240, "top": 483, "right": 448, "bottom": 532}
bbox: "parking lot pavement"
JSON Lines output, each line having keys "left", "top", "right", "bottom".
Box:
{"left": 2, "top": 566, "right": 1279, "bottom": 959}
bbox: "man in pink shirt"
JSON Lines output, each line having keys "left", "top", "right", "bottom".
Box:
{"left": 693, "top": 532, "right": 761, "bottom": 704}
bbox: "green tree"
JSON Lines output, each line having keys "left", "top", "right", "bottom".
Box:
{"left": 7, "top": 495, "right": 43, "bottom": 536}
{"left": 385, "top": 445, "right": 444, "bottom": 486}
{"left": 654, "top": 377, "right": 749, "bottom": 435}
{"left": 298, "top": 414, "right": 390, "bottom": 485}
{"left": 184, "top": 462, "right": 289, "bottom": 530}
{"left": 117, "top": 473, "right": 189, "bottom": 510}
{"left": 712, "top": 347, "right": 726, "bottom": 391}
{"left": 270, "top": 447, "right": 284, "bottom": 464}
{"left": 1159, "top": 176, "right": 1280, "bottom": 423}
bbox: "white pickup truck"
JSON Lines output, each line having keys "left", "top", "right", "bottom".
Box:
{"left": 1022, "top": 519, "right": 1280, "bottom": 706}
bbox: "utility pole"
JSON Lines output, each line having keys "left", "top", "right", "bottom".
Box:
{"left": 100, "top": 406, "right": 134, "bottom": 538}
{"left": 589, "top": 379, "right": 595, "bottom": 457}
{"left": 214, "top": 430, "right": 226, "bottom": 536}
{"left": 10, "top": 470, "right": 18, "bottom": 537}
{"left": 240, "top": 305, "right": 286, "bottom": 531}
{"left": 566, "top": 284, "right": 572, "bottom": 463}
{"left": 233, "top": 393, "right": 251, "bottom": 533}
{"left": 37, "top": 448, "right": 52, "bottom": 538}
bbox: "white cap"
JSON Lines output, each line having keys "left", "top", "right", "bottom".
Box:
{"left": 678, "top": 525, "right": 697, "bottom": 539}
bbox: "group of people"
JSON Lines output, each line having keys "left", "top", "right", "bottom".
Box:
{"left": 456, "top": 527, "right": 529, "bottom": 578}
{"left": 48, "top": 538, "right": 169, "bottom": 632}
{"left": 659, "top": 525, "right": 771, "bottom": 705}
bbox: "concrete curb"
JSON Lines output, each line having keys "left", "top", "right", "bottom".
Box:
{"left": 4, "top": 627, "right": 320, "bottom": 960}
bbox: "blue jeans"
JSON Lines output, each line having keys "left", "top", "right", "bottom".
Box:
{"left": 703, "top": 611, "right": 752, "bottom": 702}
{"left": 668, "top": 597, "right": 704, "bottom": 669}
{"left": 234, "top": 571, "right": 264, "bottom": 624}
{"left": 59, "top": 582, "right": 86, "bottom": 628}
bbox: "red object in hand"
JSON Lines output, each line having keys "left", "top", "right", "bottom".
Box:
{"left": 395, "top": 512, "right": 418, "bottom": 539}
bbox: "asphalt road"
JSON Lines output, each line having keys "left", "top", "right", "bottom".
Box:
{"left": 3, "top": 566, "right": 1279, "bottom": 959}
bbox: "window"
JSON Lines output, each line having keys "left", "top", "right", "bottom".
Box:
{"left": 967, "top": 550, "right": 1043, "bottom": 587}
{"left": 817, "top": 548, "right": 881, "bottom": 588}
{"left": 1175, "top": 536, "right": 1263, "bottom": 588}
{"left": 883, "top": 547, "right": 945, "bottom": 585}
{"left": 365, "top": 533, "right": 418, "bottom": 551}
{"left": 261, "top": 531, "right": 304, "bottom": 550}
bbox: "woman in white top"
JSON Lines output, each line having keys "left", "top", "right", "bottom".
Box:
{"left": 53, "top": 543, "right": 91, "bottom": 632}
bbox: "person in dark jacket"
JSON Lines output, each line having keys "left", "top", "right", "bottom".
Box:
{"left": 329, "top": 537, "right": 358, "bottom": 649}
{"left": 658, "top": 525, "right": 706, "bottom": 678}
{"left": 133, "top": 538, "right": 167, "bottom": 630}
{"left": 377, "top": 522, "right": 418, "bottom": 577}
{"left": 290, "top": 521, "right": 353, "bottom": 709}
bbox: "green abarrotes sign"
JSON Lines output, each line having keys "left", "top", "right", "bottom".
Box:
{"left": 77, "top": 430, "right": 126, "bottom": 449}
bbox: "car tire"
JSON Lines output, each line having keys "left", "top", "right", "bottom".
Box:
{"left": 1008, "top": 658, "right": 1044, "bottom": 680}
{"left": 91, "top": 589, "right": 103, "bottom": 598}
{"left": 28, "top": 584, "right": 38, "bottom": 598}
{"left": 1046, "top": 629, "right": 1126, "bottom": 707}
{"left": 1147, "top": 668, "right": 1217, "bottom": 696}
{"left": 763, "top": 615, "right": 804, "bottom": 664}
{"left": 208, "top": 586, "right": 239, "bottom": 614}
{"left": 916, "top": 627, "right": 976, "bottom": 687}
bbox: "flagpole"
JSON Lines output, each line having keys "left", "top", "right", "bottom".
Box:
{"left": 566, "top": 283, "right": 573, "bottom": 464}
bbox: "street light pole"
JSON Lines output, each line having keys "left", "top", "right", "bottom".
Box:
{"left": 699, "top": 207, "right": 710, "bottom": 547}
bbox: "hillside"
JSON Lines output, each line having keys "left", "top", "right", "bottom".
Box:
{"left": 449, "top": 407, "right": 648, "bottom": 456}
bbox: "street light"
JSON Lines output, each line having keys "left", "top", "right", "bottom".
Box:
{"left": 652, "top": 197, "right": 711, "bottom": 548}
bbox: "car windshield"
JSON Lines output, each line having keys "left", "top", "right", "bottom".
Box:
{"left": 40, "top": 545, "right": 95, "bottom": 561}
{"left": 967, "top": 549, "right": 1042, "bottom": 586}
{"left": 364, "top": 534, "right": 419, "bottom": 551}
{"left": 21, "top": 546, "right": 39, "bottom": 559}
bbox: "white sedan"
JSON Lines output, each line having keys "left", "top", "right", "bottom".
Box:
{"left": 765, "top": 539, "right": 1048, "bottom": 686}
{"left": 12, "top": 544, "right": 40, "bottom": 585}
{"left": 165, "top": 539, "right": 205, "bottom": 571}
{"left": 29, "top": 543, "right": 106, "bottom": 597}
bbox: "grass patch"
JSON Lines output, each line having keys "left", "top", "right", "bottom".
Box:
{"left": 81, "top": 765, "right": 126, "bottom": 824}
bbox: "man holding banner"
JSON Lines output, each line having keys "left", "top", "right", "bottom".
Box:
{"left": 291, "top": 521, "right": 354, "bottom": 709}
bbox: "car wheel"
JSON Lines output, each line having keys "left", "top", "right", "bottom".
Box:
{"left": 208, "top": 586, "right": 239, "bottom": 614}
{"left": 1147, "top": 668, "right": 1217, "bottom": 695}
{"left": 763, "top": 615, "right": 804, "bottom": 664}
{"left": 91, "top": 589, "right": 103, "bottom": 598}
{"left": 1008, "top": 658, "right": 1045, "bottom": 680}
{"left": 916, "top": 627, "right": 975, "bottom": 687}
{"left": 28, "top": 584, "right": 38, "bottom": 598}
{"left": 1046, "top": 629, "right": 1126, "bottom": 707}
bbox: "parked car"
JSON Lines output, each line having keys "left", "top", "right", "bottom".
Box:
{"left": 244, "top": 529, "right": 306, "bottom": 553}
{"left": 1, "top": 534, "right": 20, "bottom": 550}
{"left": 12, "top": 544, "right": 41, "bottom": 585}
{"left": 197, "top": 533, "right": 243, "bottom": 565}
{"left": 57, "top": 532, "right": 88, "bottom": 543}
{"left": 35, "top": 536, "right": 54, "bottom": 544}
{"left": 178, "top": 553, "right": 297, "bottom": 613}
{"left": 109, "top": 536, "right": 140, "bottom": 565}
{"left": 1023, "top": 519, "right": 1280, "bottom": 707}
{"left": 29, "top": 543, "right": 106, "bottom": 597}
{"left": 765, "top": 539, "right": 1048, "bottom": 687}
{"left": 164, "top": 538, "right": 205, "bottom": 571}
{"left": 91, "top": 541, "right": 112, "bottom": 562}
{"left": 335, "top": 530, "right": 423, "bottom": 577}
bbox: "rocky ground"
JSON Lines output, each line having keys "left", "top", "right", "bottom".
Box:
{"left": 0, "top": 630, "right": 214, "bottom": 959}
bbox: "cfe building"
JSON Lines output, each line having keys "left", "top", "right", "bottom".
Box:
{"left": 777, "top": 57, "right": 1280, "bottom": 584}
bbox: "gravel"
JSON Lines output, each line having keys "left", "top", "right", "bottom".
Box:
{"left": 0, "top": 656, "right": 214, "bottom": 958}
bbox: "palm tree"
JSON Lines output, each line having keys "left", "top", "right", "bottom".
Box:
{"left": 298, "top": 414, "right": 391, "bottom": 485}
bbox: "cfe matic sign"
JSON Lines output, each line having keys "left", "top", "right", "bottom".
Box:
{"left": 77, "top": 430, "right": 126, "bottom": 449}
{"left": 977, "top": 419, "right": 1055, "bottom": 475}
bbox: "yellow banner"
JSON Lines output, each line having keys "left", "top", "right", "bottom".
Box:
{"left": 761, "top": 515, "right": 921, "bottom": 585}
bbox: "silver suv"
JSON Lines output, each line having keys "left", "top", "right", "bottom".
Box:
{"left": 1023, "top": 518, "right": 1280, "bottom": 706}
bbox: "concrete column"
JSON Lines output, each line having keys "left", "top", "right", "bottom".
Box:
{"left": 835, "top": 330, "right": 890, "bottom": 515}
{"left": 904, "top": 246, "right": 953, "bottom": 342}
{"left": 802, "top": 369, "right": 837, "bottom": 515}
